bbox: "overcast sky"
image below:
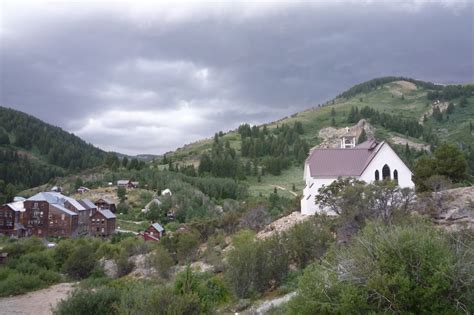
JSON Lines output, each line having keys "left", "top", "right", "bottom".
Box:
{"left": 1, "top": 0, "right": 472, "bottom": 155}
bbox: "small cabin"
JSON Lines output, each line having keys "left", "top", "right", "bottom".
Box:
{"left": 141, "top": 223, "right": 165, "bottom": 242}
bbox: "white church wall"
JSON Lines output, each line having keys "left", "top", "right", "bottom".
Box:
{"left": 301, "top": 177, "right": 337, "bottom": 215}
{"left": 360, "top": 144, "right": 415, "bottom": 188}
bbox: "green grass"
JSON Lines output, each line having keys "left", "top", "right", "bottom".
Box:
{"left": 246, "top": 165, "right": 304, "bottom": 197}
{"left": 116, "top": 219, "right": 149, "bottom": 232}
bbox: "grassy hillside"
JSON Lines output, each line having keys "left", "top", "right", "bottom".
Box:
{"left": 13, "top": 77, "right": 474, "bottom": 199}
{"left": 164, "top": 77, "right": 474, "bottom": 195}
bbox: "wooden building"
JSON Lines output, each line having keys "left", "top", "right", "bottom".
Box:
{"left": 23, "top": 198, "right": 50, "bottom": 237}
{"left": 47, "top": 204, "right": 78, "bottom": 237}
{"left": 141, "top": 223, "right": 165, "bottom": 242}
{"left": 95, "top": 198, "right": 117, "bottom": 213}
{"left": 90, "top": 209, "right": 116, "bottom": 237}
{"left": 77, "top": 199, "right": 97, "bottom": 236}
{"left": 0, "top": 201, "right": 25, "bottom": 237}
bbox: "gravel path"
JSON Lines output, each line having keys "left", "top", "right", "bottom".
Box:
{"left": 244, "top": 292, "right": 297, "bottom": 314}
{"left": 0, "top": 283, "right": 75, "bottom": 315}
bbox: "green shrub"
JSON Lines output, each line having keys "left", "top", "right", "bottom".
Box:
{"left": 0, "top": 270, "right": 43, "bottom": 296}
{"left": 3, "top": 237, "right": 44, "bottom": 259}
{"left": 53, "top": 287, "right": 121, "bottom": 315}
{"left": 120, "top": 237, "right": 149, "bottom": 257}
{"left": 225, "top": 230, "right": 289, "bottom": 298}
{"left": 146, "top": 247, "right": 174, "bottom": 279}
{"left": 174, "top": 268, "right": 230, "bottom": 312}
{"left": 287, "top": 221, "right": 474, "bottom": 314}
{"left": 115, "top": 251, "right": 134, "bottom": 277}
{"left": 38, "top": 269, "right": 62, "bottom": 284}
{"left": 63, "top": 244, "right": 96, "bottom": 279}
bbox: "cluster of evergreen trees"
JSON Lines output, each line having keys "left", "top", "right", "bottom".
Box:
{"left": 426, "top": 84, "right": 474, "bottom": 101}
{"left": 0, "top": 149, "right": 64, "bottom": 202}
{"left": 196, "top": 123, "right": 309, "bottom": 179}
{"left": 0, "top": 107, "right": 106, "bottom": 171}
{"left": 198, "top": 135, "right": 245, "bottom": 179}
{"left": 239, "top": 122, "right": 308, "bottom": 163}
{"left": 347, "top": 106, "right": 424, "bottom": 139}
{"left": 104, "top": 153, "right": 145, "bottom": 171}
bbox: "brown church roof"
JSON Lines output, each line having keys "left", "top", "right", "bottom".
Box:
{"left": 306, "top": 140, "right": 384, "bottom": 177}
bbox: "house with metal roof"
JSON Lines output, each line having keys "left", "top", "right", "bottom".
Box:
{"left": 0, "top": 201, "right": 26, "bottom": 237}
{"left": 141, "top": 222, "right": 165, "bottom": 242}
{"left": 25, "top": 192, "right": 80, "bottom": 237}
{"left": 90, "top": 209, "right": 116, "bottom": 237}
{"left": 301, "top": 136, "right": 415, "bottom": 215}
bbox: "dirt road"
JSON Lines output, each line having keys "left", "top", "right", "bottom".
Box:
{"left": 0, "top": 282, "right": 75, "bottom": 315}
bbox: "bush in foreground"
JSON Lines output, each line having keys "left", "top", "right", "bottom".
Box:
{"left": 287, "top": 220, "right": 474, "bottom": 314}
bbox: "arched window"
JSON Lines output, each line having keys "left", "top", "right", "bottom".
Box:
{"left": 393, "top": 169, "right": 398, "bottom": 184}
{"left": 382, "top": 164, "right": 391, "bottom": 180}
{"left": 375, "top": 170, "right": 380, "bottom": 181}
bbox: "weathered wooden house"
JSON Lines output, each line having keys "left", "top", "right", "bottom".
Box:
{"left": 0, "top": 201, "right": 26, "bottom": 237}
{"left": 90, "top": 209, "right": 116, "bottom": 237}
{"left": 95, "top": 198, "right": 117, "bottom": 213}
{"left": 77, "top": 199, "right": 97, "bottom": 236}
{"left": 47, "top": 204, "right": 78, "bottom": 237}
{"left": 141, "top": 223, "right": 165, "bottom": 242}
{"left": 26, "top": 192, "right": 79, "bottom": 237}
{"left": 23, "top": 196, "right": 51, "bottom": 237}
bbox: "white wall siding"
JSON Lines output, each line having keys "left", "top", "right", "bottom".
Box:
{"left": 360, "top": 144, "right": 415, "bottom": 188}
{"left": 301, "top": 177, "right": 337, "bottom": 215}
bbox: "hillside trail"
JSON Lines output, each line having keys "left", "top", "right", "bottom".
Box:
{"left": 0, "top": 282, "right": 75, "bottom": 315}
{"left": 274, "top": 185, "right": 297, "bottom": 197}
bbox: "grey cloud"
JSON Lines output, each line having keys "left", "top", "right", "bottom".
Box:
{"left": 0, "top": 1, "right": 472, "bottom": 154}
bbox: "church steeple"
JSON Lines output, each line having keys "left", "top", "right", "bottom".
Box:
{"left": 340, "top": 127, "right": 356, "bottom": 148}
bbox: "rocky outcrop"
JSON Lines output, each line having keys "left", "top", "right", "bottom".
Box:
{"left": 432, "top": 186, "right": 474, "bottom": 231}
{"left": 316, "top": 119, "right": 375, "bottom": 149}
{"left": 257, "top": 211, "right": 310, "bottom": 239}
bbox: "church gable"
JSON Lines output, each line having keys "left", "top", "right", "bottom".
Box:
{"left": 359, "top": 142, "right": 414, "bottom": 188}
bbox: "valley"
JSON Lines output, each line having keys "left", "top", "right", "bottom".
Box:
{"left": 0, "top": 77, "right": 473, "bottom": 314}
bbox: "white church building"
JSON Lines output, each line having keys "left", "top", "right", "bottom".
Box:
{"left": 301, "top": 132, "right": 415, "bottom": 215}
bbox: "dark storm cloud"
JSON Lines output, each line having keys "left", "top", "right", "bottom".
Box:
{"left": 0, "top": 1, "right": 472, "bottom": 154}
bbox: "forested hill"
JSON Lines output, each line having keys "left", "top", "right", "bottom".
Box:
{"left": 0, "top": 106, "right": 106, "bottom": 200}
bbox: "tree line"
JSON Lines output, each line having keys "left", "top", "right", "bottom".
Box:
{"left": 427, "top": 84, "right": 474, "bottom": 101}
{"left": 0, "top": 107, "right": 106, "bottom": 171}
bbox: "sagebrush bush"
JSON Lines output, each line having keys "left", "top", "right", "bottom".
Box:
{"left": 287, "top": 220, "right": 474, "bottom": 314}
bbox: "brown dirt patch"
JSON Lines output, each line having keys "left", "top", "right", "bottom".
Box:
{"left": 0, "top": 282, "right": 75, "bottom": 315}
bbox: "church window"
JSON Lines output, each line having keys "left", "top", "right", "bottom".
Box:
{"left": 382, "top": 164, "right": 391, "bottom": 180}
{"left": 375, "top": 170, "right": 380, "bottom": 181}
{"left": 393, "top": 170, "right": 398, "bottom": 184}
